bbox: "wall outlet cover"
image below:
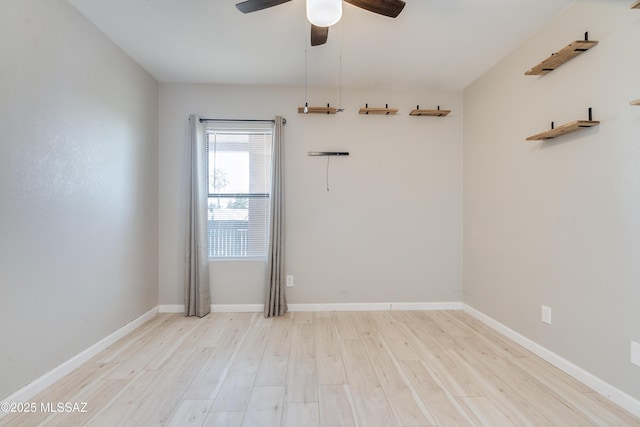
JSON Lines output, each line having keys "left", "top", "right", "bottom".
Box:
{"left": 286, "top": 275, "right": 294, "bottom": 287}
{"left": 631, "top": 341, "right": 640, "bottom": 367}
{"left": 541, "top": 305, "right": 552, "bottom": 325}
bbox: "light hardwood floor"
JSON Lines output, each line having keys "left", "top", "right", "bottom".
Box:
{"left": 2, "top": 310, "right": 639, "bottom": 426}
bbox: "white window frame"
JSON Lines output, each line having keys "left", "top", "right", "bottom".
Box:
{"left": 205, "top": 122, "right": 273, "bottom": 260}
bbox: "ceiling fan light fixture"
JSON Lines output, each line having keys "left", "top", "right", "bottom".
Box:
{"left": 306, "top": 0, "right": 342, "bottom": 27}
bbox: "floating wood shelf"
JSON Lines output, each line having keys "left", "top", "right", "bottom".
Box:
{"left": 409, "top": 105, "right": 451, "bottom": 117}
{"left": 525, "top": 32, "right": 598, "bottom": 75}
{"left": 526, "top": 121, "right": 599, "bottom": 141}
{"left": 631, "top": 99, "right": 640, "bottom": 106}
{"left": 359, "top": 104, "right": 398, "bottom": 115}
{"left": 527, "top": 108, "right": 599, "bottom": 141}
{"left": 298, "top": 104, "right": 337, "bottom": 114}
{"left": 631, "top": 0, "right": 640, "bottom": 9}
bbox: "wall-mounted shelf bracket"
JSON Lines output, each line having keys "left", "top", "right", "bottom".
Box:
{"left": 525, "top": 32, "right": 598, "bottom": 76}
{"left": 630, "top": 99, "right": 640, "bottom": 106}
{"left": 631, "top": 0, "right": 640, "bottom": 9}
{"left": 409, "top": 105, "right": 451, "bottom": 117}
{"left": 308, "top": 151, "right": 349, "bottom": 156}
{"left": 526, "top": 108, "right": 600, "bottom": 141}
{"left": 298, "top": 103, "right": 337, "bottom": 114}
{"left": 359, "top": 103, "right": 398, "bottom": 115}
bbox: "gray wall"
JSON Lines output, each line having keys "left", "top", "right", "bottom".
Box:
{"left": 5, "top": 0, "right": 637, "bottom": 409}
{"left": 0, "top": 0, "right": 159, "bottom": 399}
{"left": 159, "top": 84, "right": 463, "bottom": 306}
{"left": 464, "top": 0, "right": 640, "bottom": 401}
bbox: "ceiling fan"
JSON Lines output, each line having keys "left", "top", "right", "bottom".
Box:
{"left": 235, "top": 0, "right": 406, "bottom": 46}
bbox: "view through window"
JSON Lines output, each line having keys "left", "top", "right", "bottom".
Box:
{"left": 206, "top": 123, "right": 273, "bottom": 258}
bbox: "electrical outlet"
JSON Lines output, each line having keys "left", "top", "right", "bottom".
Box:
{"left": 286, "top": 275, "right": 294, "bottom": 287}
{"left": 541, "top": 305, "right": 552, "bottom": 324}
{"left": 631, "top": 341, "right": 640, "bottom": 367}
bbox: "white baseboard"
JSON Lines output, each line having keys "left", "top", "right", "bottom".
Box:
{"left": 212, "top": 304, "right": 263, "bottom": 313}
{"left": 462, "top": 304, "right": 640, "bottom": 418}
{"left": 158, "top": 304, "right": 185, "bottom": 313}
{"left": 160, "top": 302, "right": 463, "bottom": 314}
{"left": 159, "top": 304, "right": 262, "bottom": 313}
{"left": 288, "top": 303, "right": 390, "bottom": 312}
{"left": 391, "top": 302, "right": 463, "bottom": 311}
{"left": 289, "top": 302, "right": 463, "bottom": 311}
{"left": 1, "top": 306, "right": 158, "bottom": 411}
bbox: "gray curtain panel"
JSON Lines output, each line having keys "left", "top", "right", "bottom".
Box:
{"left": 184, "top": 114, "right": 211, "bottom": 318}
{"left": 265, "top": 116, "right": 287, "bottom": 317}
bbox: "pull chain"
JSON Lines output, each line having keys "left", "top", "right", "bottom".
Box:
{"left": 304, "top": 47, "right": 308, "bottom": 112}
{"left": 326, "top": 156, "right": 331, "bottom": 192}
{"left": 304, "top": 20, "right": 309, "bottom": 113}
{"left": 338, "top": 20, "right": 344, "bottom": 112}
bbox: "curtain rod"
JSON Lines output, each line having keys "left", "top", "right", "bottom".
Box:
{"left": 199, "top": 118, "right": 285, "bottom": 124}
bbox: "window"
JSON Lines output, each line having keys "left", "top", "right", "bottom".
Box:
{"left": 206, "top": 122, "right": 273, "bottom": 259}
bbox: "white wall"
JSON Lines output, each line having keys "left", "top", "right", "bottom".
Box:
{"left": 159, "top": 84, "right": 462, "bottom": 306}
{"left": 464, "top": 0, "right": 640, "bottom": 402}
{"left": 0, "top": 0, "right": 159, "bottom": 399}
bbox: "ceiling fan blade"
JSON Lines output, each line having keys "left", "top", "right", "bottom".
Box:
{"left": 235, "top": 0, "right": 292, "bottom": 14}
{"left": 343, "top": 0, "right": 406, "bottom": 18}
{"left": 311, "top": 25, "right": 329, "bottom": 46}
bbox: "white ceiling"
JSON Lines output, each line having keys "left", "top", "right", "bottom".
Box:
{"left": 67, "top": 0, "right": 573, "bottom": 90}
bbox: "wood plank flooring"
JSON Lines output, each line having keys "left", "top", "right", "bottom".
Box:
{"left": 1, "top": 310, "right": 639, "bottom": 426}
